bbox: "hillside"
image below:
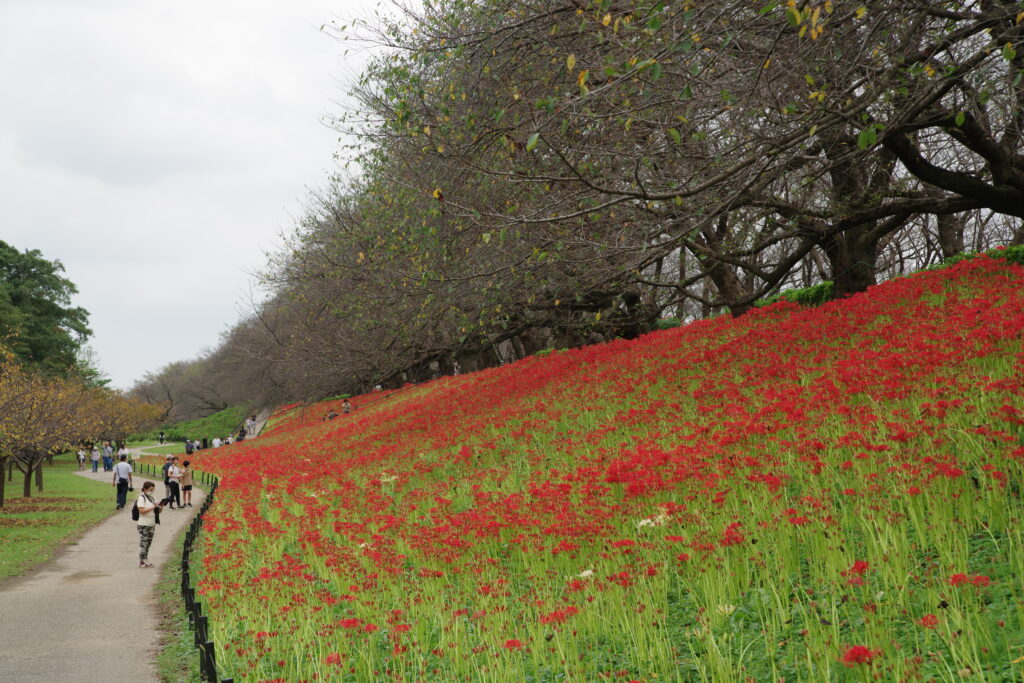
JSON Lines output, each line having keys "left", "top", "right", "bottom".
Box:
{"left": 191, "top": 254, "right": 1024, "bottom": 681}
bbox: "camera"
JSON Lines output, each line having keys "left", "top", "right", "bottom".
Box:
{"left": 159, "top": 498, "right": 172, "bottom": 506}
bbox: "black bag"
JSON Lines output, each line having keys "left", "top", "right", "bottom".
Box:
{"left": 131, "top": 501, "right": 140, "bottom": 521}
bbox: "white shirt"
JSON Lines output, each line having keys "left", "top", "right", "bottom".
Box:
{"left": 136, "top": 492, "right": 158, "bottom": 527}
{"left": 212, "top": 438, "right": 222, "bottom": 448}
{"left": 114, "top": 461, "right": 132, "bottom": 481}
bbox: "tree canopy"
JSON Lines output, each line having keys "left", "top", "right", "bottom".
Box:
{"left": 0, "top": 240, "right": 91, "bottom": 375}
{"left": 132, "top": 0, "right": 1024, "bottom": 408}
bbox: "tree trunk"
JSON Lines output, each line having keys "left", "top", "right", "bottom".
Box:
{"left": 0, "top": 458, "right": 6, "bottom": 507}
{"left": 22, "top": 467, "right": 33, "bottom": 498}
{"left": 704, "top": 259, "right": 752, "bottom": 316}
{"left": 1010, "top": 220, "right": 1024, "bottom": 246}
{"left": 35, "top": 463, "right": 43, "bottom": 493}
{"left": 936, "top": 213, "right": 966, "bottom": 258}
{"left": 822, "top": 227, "right": 880, "bottom": 299}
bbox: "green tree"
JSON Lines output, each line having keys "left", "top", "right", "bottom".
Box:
{"left": 0, "top": 240, "right": 91, "bottom": 374}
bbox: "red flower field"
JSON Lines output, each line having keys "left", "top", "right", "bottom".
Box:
{"left": 190, "top": 254, "right": 1024, "bottom": 681}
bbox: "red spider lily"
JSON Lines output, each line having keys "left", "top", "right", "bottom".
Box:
{"left": 840, "top": 645, "right": 880, "bottom": 666}
{"left": 185, "top": 255, "right": 1024, "bottom": 680}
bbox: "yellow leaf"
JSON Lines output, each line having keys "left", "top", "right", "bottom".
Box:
{"left": 577, "top": 69, "right": 589, "bottom": 88}
{"left": 763, "top": 57, "right": 771, "bottom": 69}
{"left": 432, "top": 188, "right": 442, "bottom": 200}
{"left": 567, "top": 54, "right": 576, "bottom": 72}
{"left": 855, "top": 5, "right": 866, "bottom": 19}
{"left": 602, "top": 13, "right": 611, "bottom": 27}
{"left": 357, "top": 252, "right": 365, "bottom": 263}
{"left": 423, "top": 125, "right": 431, "bottom": 136}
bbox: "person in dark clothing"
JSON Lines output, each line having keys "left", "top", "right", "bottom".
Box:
{"left": 112, "top": 454, "right": 133, "bottom": 510}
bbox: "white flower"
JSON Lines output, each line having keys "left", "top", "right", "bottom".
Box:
{"left": 716, "top": 604, "right": 736, "bottom": 616}
{"left": 577, "top": 569, "right": 594, "bottom": 579}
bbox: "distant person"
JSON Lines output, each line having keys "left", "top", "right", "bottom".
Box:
{"left": 134, "top": 481, "right": 165, "bottom": 568}
{"left": 342, "top": 399, "right": 352, "bottom": 414}
{"left": 76, "top": 448, "right": 86, "bottom": 471}
{"left": 117, "top": 444, "right": 130, "bottom": 462}
{"left": 166, "top": 457, "right": 182, "bottom": 509}
{"left": 180, "top": 460, "right": 194, "bottom": 507}
{"left": 161, "top": 456, "right": 173, "bottom": 500}
{"left": 212, "top": 437, "right": 222, "bottom": 449}
{"left": 185, "top": 439, "right": 194, "bottom": 455}
{"left": 158, "top": 430, "right": 166, "bottom": 444}
{"left": 235, "top": 428, "right": 245, "bottom": 442}
{"left": 90, "top": 446, "right": 100, "bottom": 473}
{"left": 245, "top": 415, "right": 256, "bottom": 436}
{"left": 112, "top": 454, "right": 133, "bottom": 510}
{"left": 102, "top": 441, "right": 114, "bottom": 471}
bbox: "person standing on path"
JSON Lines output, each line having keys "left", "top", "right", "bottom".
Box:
{"left": 180, "top": 460, "right": 194, "bottom": 507}
{"left": 134, "top": 481, "right": 164, "bottom": 568}
{"left": 166, "top": 457, "right": 182, "bottom": 509}
{"left": 112, "top": 454, "right": 133, "bottom": 510}
{"left": 90, "top": 446, "right": 100, "bottom": 472}
{"left": 77, "top": 448, "right": 86, "bottom": 471}
{"left": 103, "top": 441, "right": 114, "bottom": 472}
{"left": 161, "top": 456, "right": 173, "bottom": 500}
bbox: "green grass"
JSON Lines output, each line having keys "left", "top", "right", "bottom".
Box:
{"left": 142, "top": 443, "right": 188, "bottom": 456}
{"left": 136, "top": 404, "right": 250, "bottom": 443}
{"left": 0, "top": 454, "right": 113, "bottom": 581}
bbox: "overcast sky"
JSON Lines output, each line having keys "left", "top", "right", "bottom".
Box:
{"left": 0, "top": 0, "right": 383, "bottom": 389}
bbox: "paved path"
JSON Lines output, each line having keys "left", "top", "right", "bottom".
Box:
{"left": 0, "top": 469, "right": 203, "bottom": 682}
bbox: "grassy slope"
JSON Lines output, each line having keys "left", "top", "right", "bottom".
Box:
{"left": 138, "top": 405, "right": 250, "bottom": 444}
{"left": 0, "top": 455, "right": 113, "bottom": 580}
{"left": 188, "top": 256, "right": 1024, "bottom": 681}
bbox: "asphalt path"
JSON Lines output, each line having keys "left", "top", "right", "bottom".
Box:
{"left": 0, "top": 468, "right": 203, "bottom": 682}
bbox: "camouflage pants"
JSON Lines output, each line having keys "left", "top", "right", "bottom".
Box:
{"left": 138, "top": 525, "right": 155, "bottom": 562}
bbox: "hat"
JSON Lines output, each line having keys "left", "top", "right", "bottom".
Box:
{"left": 166, "top": 455, "right": 173, "bottom": 460}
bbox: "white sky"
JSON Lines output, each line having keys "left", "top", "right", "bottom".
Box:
{"left": 0, "top": 0, "right": 384, "bottom": 389}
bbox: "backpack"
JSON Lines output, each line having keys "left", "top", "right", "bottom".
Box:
{"left": 131, "top": 501, "right": 140, "bottom": 521}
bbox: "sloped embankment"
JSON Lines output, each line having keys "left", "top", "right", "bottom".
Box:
{"left": 191, "top": 254, "right": 1024, "bottom": 681}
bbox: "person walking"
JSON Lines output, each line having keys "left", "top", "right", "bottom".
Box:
{"left": 134, "top": 482, "right": 164, "bottom": 568}
{"left": 90, "top": 446, "right": 100, "bottom": 473}
{"left": 180, "top": 460, "right": 194, "bottom": 507}
{"left": 112, "top": 454, "right": 133, "bottom": 510}
{"left": 76, "top": 448, "right": 86, "bottom": 471}
{"left": 117, "top": 443, "right": 130, "bottom": 462}
{"left": 166, "top": 457, "right": 182, "bottom": 509}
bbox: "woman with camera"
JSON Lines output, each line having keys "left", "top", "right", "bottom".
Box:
{"left": 135, "top": 481, "right": 166, "bottom": 568}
